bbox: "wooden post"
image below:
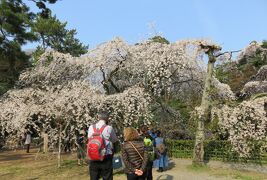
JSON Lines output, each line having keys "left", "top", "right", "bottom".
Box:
{"left": 43, "top": 132, "right": 48, "bottom": 153}
{"left": 58, "top": 124, "right": 62, "bottom": 168}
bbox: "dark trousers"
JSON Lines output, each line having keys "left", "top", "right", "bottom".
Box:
{"left": 26, "top": 144, "right": 30, "bottom": 153}
{"left": 89, "top": 158, "right": 113, "bottom": 180}
{"left": 127, "top": 173, "right": 146, "bottom": 180}
{"left": 146, "top": 161, "right": 153, "bottom": 180}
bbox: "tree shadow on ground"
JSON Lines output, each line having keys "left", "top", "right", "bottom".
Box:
{"left": 166, "top": 158, "right": 176, "bottom": 170}
{"left": 0, "top": 153, "right": 33, "bottom": 162}
{"left": 0, "top": 149, "right": 38, "bottom": 163}
{"left": 156, "top": 174, "right": 174, "bottom": 180}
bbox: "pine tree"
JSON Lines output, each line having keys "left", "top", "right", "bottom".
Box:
{"left": 0, "top": 0, "right": 36, "bottom": 94}
{"left": 32, "top": 15, "right": 88, "bottom": 57}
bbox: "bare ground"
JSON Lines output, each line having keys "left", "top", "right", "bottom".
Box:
{"left": 0, "top": 149, "right": 266, "bottom": 180}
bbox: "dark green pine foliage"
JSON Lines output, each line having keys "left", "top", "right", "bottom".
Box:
{"left": 32, "top": 15, "right": 88, "bottom": 57}
{"left": 0, "top": 0, "right": 36, "bottom": 95}
{"left": 30, "top": 0, "right": 58, "bottom": 18}
{"left": 149, "top": 35, "right": 170, "bottom": 44}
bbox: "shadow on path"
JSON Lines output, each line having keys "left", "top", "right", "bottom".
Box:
{"left": 166, "top": 160, "right": 175, "bottom": 170}
{"left": 0, "top": 150, "right": 36, "bottom": 163}
{"left": 156, "top": 174, "right": 174, "bottom": 180}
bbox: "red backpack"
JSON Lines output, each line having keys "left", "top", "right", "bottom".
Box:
{"left": 87, "top": 125, "right": 107, "bottom": 161}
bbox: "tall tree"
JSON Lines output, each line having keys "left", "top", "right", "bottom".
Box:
{"left": 32, "top": 15, "right": 88, "bottom": 57}
{"left": 0, "top": 0, "right": 36, "bottom": 94}
{"left": 0, "top": 0, "right": 86, "bottom": 95}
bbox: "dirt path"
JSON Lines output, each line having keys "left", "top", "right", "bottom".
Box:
{"left": 115, "top": 158, "right": 267, "bottom": 180}
{"left": 114, "top": 159, "right": 234, "bottom": 180}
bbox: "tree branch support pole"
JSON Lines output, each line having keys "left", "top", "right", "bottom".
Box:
{"left": 193, "top": 48, "right": 217, "bottom": 165}
{"left": 42, "top": 131, "right": 48, "bottom": 153}
{"left": 58, "top": 124, "right": 62, "bottom": 168}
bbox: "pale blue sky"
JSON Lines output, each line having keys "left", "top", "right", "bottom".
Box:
{"left": 24, "top": 0, "right": 267, "bottom": 52}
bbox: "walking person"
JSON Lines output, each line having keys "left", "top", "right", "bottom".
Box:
{"left": 87, "top": 111, "right": 119, "bottom": 180}
{"left": 64, "top": 135, "right": 72, "bottom": 153}
{"left": 140, "top": 125, "right": 156, "bottom": 180}
{"left": 25, "top": 129, "right": 32, "bottom": 153}
{"left": 154, "top": 130, "right": 168, "bottom": 172}
{"left": 76, "top": 130, "right": 86, "bottom": 165}
{"left": 122, "top": 127, "right": 148, "bottom": 180}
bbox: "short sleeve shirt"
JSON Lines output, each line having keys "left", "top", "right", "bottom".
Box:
{"left": 88, "top": 120, "right": 118, "bottom": 155}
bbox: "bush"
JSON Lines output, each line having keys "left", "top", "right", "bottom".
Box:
{"left": 166, "top": 140, "right": 267, "bottom": 164}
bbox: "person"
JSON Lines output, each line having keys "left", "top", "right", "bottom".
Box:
{"left": 87, "top": 111, "right": 119, "bottom": 180}
{"left": 64, "top": 135, "right": 72, "bottom": 153}
{"left": 18, "top": 134, "right": 24, "bottom": 148}
{"left": 140, "top": 125, "right": 156, "bottom": 180}
{"left": 122, "top": 127, "right": 148, "bottom": 180}
{"left": 148, "top": 128, "right": 157, "bottom": 140}
{"left": 136, "top": 128, "right": 141, "bottom": 136}
{"left": 77, "top": 130, "right": 86, "bottom": 165}
{"left": 25, "top": 129, "right": 32, "bottom": 153}
{"left": 154, "top": 130, "right": 168, "bottom": 172}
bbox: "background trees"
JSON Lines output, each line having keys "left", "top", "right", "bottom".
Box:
{"left": 215, "top": 41, "right": 267, "bottom": 94}
{"left": 0, "top": 0, "right": 87, "bottom": 96}
{"left": 211, "top": 41, "right": 267, "bottom": 159}
{"left": 0, "top": 0, "right": 36, "bottom": 94}
{"left": 213, "top": 96, "right": 267, "bottom": 158}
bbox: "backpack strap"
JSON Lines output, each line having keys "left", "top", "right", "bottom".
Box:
{"left": 93, "top": 124, "right": 106, "bottom": 134}
{"left": 93, "top": 124, "right": 98, "bottom": 133}
{"left": 99, "top": 125, "right": 106, "bottom": 134}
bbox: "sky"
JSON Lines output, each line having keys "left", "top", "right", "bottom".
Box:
{"left": 24, "top": 0, "right": 267, "bottom": 52}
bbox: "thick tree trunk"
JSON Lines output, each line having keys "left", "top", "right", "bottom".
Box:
{"left": 193, "top": 50, "right": 216, "bottom": 165}
{"left": 58, "top": 124, "right": 62, "bottom": 168}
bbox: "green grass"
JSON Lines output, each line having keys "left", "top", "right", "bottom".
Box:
{"left": 187, "top": 163, "right": 266, "bottom": 180}
{"left": 62, "top": 159, "right": 77, "bottom": 167}
{"left": 210, "top": 168, "right": 265, "bottom": 180}
{"left": 187, "top": 164, "right": 210, "bottom": 172}
{"left": 234, "top": 173, "right": 261, "bottom": 180}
